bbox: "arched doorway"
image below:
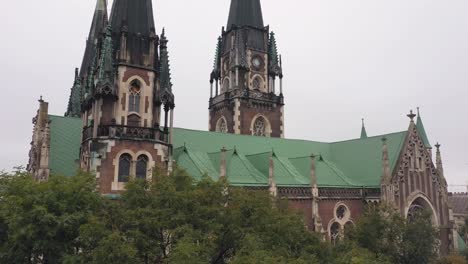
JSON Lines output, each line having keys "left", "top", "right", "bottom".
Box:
{"left": 405, "top": 194, "right": 439, "bottom": 226}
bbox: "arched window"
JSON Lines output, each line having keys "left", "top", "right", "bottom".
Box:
{"left": 216, "top": 117, "right": 228, "bottom": 133}
{"left": 136, "top": 155, "right": 148, "bottom": 180}
{"left": 118, "top": 154, "right": 132, "bottom": 182}
{"left": 129, "top": 80, "right": 141, "bottom": 113}
{"left": 336, "top": 205, "right": 348, "bottom": 220}
{"left": 252, "top": 116, "right": 267, "bottom": 137}
{"left": 344, "top": 221, "right": 354, "bottom": 238}
{"left": 330, "top": 222, "right": 341, "bottom": 246}
{"left": 252, "top": 76, "right": 262, "bottom": 90}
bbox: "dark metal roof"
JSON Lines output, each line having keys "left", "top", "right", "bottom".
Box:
{"left": 79, "top": 0, "right": 108, "bottom": 77}
{"left": 227, "top": 0, "right": 264, "bottom": 30}
{"left": 110, "top": 0, "right": 155, "bottom": 35}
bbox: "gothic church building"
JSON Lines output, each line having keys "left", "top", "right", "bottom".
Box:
{"left": 28, "top": 0, "right": 461, "bottom": 254}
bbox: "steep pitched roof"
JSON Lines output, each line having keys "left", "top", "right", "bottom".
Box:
{"left": 227, "top": 0, "right": 264, "bottom": 30}
{"left": 172, "top": 128, "right": 407, "bottom": 188}
{"left": 48, "top": 115, "right": 82, "bottom": 177}
{"left": 416, "top": 108, "right": 431, "bottom": 148}
{"left": 45, "top": 117, "right": 408, "bottom": 188}
{"left": 80, "top": 0, "right": 108, "bottom": 77}
{"left": 360, "top": 119, "right": 368, "bottom": 139}
{"left": 110, "top": 0, "right": 155, "bottom": 35}
{"left": 449, "top": 194, "right": 468, "bottom": 215}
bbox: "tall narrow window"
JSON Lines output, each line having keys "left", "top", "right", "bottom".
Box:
{"left": 253, "top": 117, "right": 267, "bottom": 137}
{"left": 136, "top": 155, "right": 148, "bottom": 180}
{"left": 216, "top": 117, "right": 228, "bottom": 133}
{"left": 330, "top": 222, "right": 341, "bottom": 246}
{"left": 118, "top": 154, "right": 132, "bottom": 182}
{"left": 252, "top": 76, "right": 262, "bottom": 90}
{"left": 129, "top": 80, "right": 141, "bottom": 113}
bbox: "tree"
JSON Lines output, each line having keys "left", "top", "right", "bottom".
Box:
{"left": 0, "top": 172, "right": 102, "bottom": 264}
{"left": 348, "top": 204, "right": 438, "bottom": 264}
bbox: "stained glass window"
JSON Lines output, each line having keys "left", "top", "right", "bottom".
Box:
{"left": 217, "top": 118, "right": 228, "bottom": 133}
{"left": 336, "top": 205, "right": 347, "bottom": 220}
{"left": 330, "top": 222, "right": 341, "bottom": 246}
{"left": 136, "top": 155, "right": 148, "bottom": 180}
{"left": 253, "top": 76, "right": 261, "bottom": 90}
{"left": 118, "top": 154, "right": 132, "bottom": 182}
{"left": 253, "top": 117, "right": 267, "bottom": 137}
{"left": 129, "top": 81, "right": 141, "bottom": 113}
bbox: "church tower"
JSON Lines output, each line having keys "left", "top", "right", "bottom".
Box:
{"left": 71, "top": 0, "right": 175, "bottom": 194}
{"left": 209, "top": 0, "right": 284, "bottom": 138}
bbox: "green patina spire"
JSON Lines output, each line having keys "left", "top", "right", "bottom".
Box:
{"left": 268, "top": 32, "right": 279, "bottom": 69}
{"left": 213, "top": 37, "right": 222, "bottom": 73}
{"left": 360, "top": 118, "right": 368, "bottom": 139}
{"left": 65, "top": 68, "right": 82, "bottom": 118}
{"left": 160, "top": 28, "right": 173, "bottom": 92}
{"left": 416, "top": 107, "right": 431, "bottom": 148}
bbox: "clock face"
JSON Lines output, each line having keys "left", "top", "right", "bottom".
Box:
{"left": 252, "top": 58, "right": 261, "bottom": 68}
{"left": 251, "top": 55, "right": 263, "bottom": 70}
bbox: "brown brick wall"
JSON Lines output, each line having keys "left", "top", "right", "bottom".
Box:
{"left": 122, "top": 67, "right": 152, "bottom": 86}
{"left": 239, "top": 100, "right": 283, "bottom": 138}
{"left": 209, "top": 104, "right": 235, "bottom": 133}
{"left": 319, "top": 199, "right": 365, "bottom": 232}
{"left": 288, "top": 199, "right": 314, "bottom": 230}
{"left": 97, "top": 140, "right": 167, "bottom": 194}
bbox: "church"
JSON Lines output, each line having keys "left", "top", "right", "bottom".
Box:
{"left": 27, "top": 0, "right": 462, "bottom": 254}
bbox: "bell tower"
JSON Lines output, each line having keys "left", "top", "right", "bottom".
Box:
{"left": 74, "top": 0, "right": 175, "bottom": 194}
{"left": 209, "top": 0, "right": 284, "bottom": 138}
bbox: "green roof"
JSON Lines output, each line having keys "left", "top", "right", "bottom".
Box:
{"left": 172, "top": 128, "right": 408, "bottom": 188}
{"left": 48, "top": 115, "right": 82, "bottom": 177}
{"left": 458, "top": 232, "right": 467, "bottom": 254}
{"left": 416, "top": 110, "right": 431, "bottom": 148}
{"left": 46, "top": 116, "right": 408, "bottom": 188}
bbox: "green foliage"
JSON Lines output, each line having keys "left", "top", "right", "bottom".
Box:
{"left": 0, "top": 168, "right": 446, "bottom": 264}
{"left": 348, "top": 204, "right": 438, "bottom": 264}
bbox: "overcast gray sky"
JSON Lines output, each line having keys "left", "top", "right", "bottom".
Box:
{"left": 0, "top": 0, "right": 467, "bottom": 186}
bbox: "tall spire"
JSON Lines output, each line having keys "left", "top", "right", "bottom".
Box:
{"left": 159, "top": 29, "right": 173, "bottom": 93}
{"left": 65, "top": 68, "right": 82, "bottom": 118}
{"left": 435, "top": 143, "right": 444, "bottom": 178}
{"left": 416, "top": 107, "right": 431, "bottom": 148}
{"left": 80, "top": 0, "right": 108, "bottom": 78}
{"left": 360, "top": 118, "right": 368, "bottom": 139}
{"left": 95, "top": 26, "right": 116, "bottom": 98}
{"left": 227, "top": 0, "right": 264, "bottom": 30}
{"left": 110, "top": 0, "right": 155, "bottom": 35}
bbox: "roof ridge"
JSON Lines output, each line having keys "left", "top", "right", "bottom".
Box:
{"left": 330, "top": 131, "right": 407, "bottom": 145}
{"left": 49, "top": 115, "right": 81, "bottom": 120}
{"left": 173, "top": 127, "right": 406, "bottom": 145}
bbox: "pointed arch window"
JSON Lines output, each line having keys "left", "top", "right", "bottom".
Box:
{"left": 216, "top": 117, "right": 228, "bottom": 133}
{"left": 129, "top": 80, "right": 141, "bottom": 113}
{"left": 252, "top": 76, "right": 262, "bottom": 91}
{"left": 136, "top": 155, "right": 148, "bottom": 180}
{"left": 118, "top": 154, "right": 132, "bottom": 183}
{"left": 253, "top": 116, "right": 267, "bottom": 137}
{"left": 330, "top": 222, "right": 341, "bottom": 246}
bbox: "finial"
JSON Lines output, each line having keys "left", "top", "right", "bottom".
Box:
{"left": 407, "top": 110, "right": 416, "bottom": 121}
{"left": 39, "top": 95, "right": 43, "bottom": 102}
{"left": 435, "top": 142, "right": 441, "bottom": 150}
{"left": 417, "top": 107, "right": 420, "bottom": 116}
{"left": 310, "top": 153, "right": 316, "bottom": 159}
{"left": 221, "top": 146, "right": 226, "bottom": 152}
{"left": 362, "top": 118, "right": 365, "bottom": 126}
{"left": 381, "top": 137, "right": 387, "bottom": 143}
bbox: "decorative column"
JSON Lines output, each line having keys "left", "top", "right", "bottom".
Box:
{"left": 269, "top": 152, "right": 277, "bottom": 197}
{"left": 220, "top": 147, "right": 227, "bottom": 179}
{"left": 311, "top": 154, "right": 323, "bottom": 234}
{"left": 381, "top": 137, "right": 393, "bottom": 204}
{"left": 169, "top": 104, "right": 175, "bottom": 145}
